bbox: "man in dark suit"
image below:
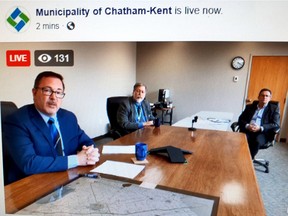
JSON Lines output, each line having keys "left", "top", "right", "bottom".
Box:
{"left": 117, "top": 83, "right": 155, "bottom": 135}
{"left": 3, "top": 71, "right": 100, "bottom": 184}
{"left": 238, "top": 88, "right": 280, "bottom": 159}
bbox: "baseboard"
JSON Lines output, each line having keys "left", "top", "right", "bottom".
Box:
{"left": 279, "top": 138, "right": 286, "bottom": 143}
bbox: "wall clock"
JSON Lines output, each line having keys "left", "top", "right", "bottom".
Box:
{"left": 231, "top": 56, "right": 245, "bottom": 70}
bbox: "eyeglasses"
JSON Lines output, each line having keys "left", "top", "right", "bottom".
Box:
{"left": 260, "top": 94, "right": 271, "bottom": 98}
{"left": 36, "top": 87, "right": 65, "bottom": 99}
{"left": 134, "top": 89, "right": 145, "bottom": 94}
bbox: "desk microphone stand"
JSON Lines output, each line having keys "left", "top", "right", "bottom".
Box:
{"left": 188, "top": 116, "right": 198, "bottom": 131}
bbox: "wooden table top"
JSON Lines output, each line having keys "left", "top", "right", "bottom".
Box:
{"left": 5, "top": 125, "right": 265, "bottom": 215}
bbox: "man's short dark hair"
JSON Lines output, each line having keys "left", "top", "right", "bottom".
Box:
{"left": 34, "top": 71, "right": 65, "bottom": 90}
{"left": 258, "top": 88, "right": 272, "bottom": 96}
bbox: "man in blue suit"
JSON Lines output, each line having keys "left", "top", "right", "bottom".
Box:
{"left": 238, "top": 88, "right": 280, "bottom": 159}
{"left": 3, "top": 71, "right": 100, "bottom": 184}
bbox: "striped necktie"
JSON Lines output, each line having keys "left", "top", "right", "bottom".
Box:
{"left": 48, "top": 118, "right": 63, "bottom": 156}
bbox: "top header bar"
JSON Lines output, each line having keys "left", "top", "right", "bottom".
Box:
{"left": 1, "top": 0, "right": 288, "bottom": 42}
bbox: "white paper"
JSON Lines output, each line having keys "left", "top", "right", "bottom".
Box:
{"left": 102, "top": 145, "right": 135, "bottom": 154}
{"left": 90, "top": 160, "right": 145, "bottom": 179}
{"left": 140, "top": 182, "right": 157, "bottom": 189}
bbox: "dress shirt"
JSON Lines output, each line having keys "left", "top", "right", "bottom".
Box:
{"left": 134, "top": 103, "right": 147, "bottom": 128}
{"left": 247, "top": 104, "right": 267, "bottom": 132}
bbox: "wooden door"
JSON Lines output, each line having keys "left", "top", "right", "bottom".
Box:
{"left": 247, "top": 56, "right": 288, "bottom": 122}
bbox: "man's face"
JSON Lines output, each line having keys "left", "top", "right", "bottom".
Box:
{"left": 133, "top": 86, "right": 146, "bottom": 103}
{"left": 258, "top": 90, "right": 271, "bottom": 106}
{"left": 32, "top": 77, "right": 64, "bottom": 116}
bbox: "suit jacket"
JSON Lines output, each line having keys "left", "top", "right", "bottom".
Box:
{"left": 3, "top": 104, "right": 94, "bottom": 184}
{"left": 117, "top": 97, "right": 155, "bottom": 133}
{"left": 238, "top": 101, "right": 280, "bottom": 140}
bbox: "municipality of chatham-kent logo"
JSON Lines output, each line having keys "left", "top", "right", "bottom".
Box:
{"left": 7, "top": 7, "right": 30, "bottom": 32}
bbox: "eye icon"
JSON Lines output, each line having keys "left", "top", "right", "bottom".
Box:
{"left": 38, "top": 54, "right": 52, "bottom": 63}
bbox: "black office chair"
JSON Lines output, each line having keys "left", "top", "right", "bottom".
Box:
{"left": 1, "top": 101, "right": 18, "bottom": 185}
{"left": 231, "top": 101, "right": 280, "bottom": 173}
{"left": 106, "top": 96, "right": 129, "bottom": 139}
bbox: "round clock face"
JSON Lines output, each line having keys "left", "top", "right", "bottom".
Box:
{"left": 231, "top": 56, "right": 245, "bottom": 70}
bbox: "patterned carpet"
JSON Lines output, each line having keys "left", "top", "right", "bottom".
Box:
{"left": 255, "top": 141, "right": 288, "bottom": 216}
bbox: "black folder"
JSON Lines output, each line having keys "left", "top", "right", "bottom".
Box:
{"left": 148, "top": 145, "right": 192, "bottom": 163}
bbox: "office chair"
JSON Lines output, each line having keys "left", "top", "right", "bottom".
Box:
{"left": 231, "top": 100, "right": 280, "bottom": 173}
{"left": 106, "top": 96, "right": 129, "bottom": 139}
{"left": 1, "top": 101, "right": 18, "bottom": 185}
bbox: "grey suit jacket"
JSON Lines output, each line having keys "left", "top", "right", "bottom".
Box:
{"left": 117, "top": 97, "right": 155, "bottom": 132}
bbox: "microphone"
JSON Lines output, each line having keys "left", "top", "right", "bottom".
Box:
{"left": 188, "top": 116, "right": 198, "bottom": 131}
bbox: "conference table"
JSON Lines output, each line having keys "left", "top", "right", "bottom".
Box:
{"left": 4, "top": 125, "right": 265, "bottom": 215}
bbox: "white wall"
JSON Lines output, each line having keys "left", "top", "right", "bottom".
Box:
{"left": 0, "top": 42, "right": 137, "bottom": 137}
{"left": 137, "top": 42, "right": 288, "bottom": 135}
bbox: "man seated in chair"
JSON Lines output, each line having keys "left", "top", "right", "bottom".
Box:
{"left": 238, "top": 88, "right": 280, "bottom": 159}
{"left": 3, "top": 71, "right": 100, "bottom": 184}
{"left": 117, "top": 83, "right": 155, "bottom": 135}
